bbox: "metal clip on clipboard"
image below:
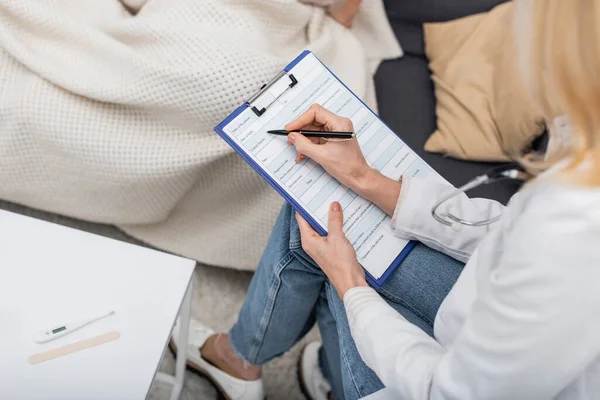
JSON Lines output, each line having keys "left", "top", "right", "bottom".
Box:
{"left": 246, "top": 71, "right": 298, "bottom": 117}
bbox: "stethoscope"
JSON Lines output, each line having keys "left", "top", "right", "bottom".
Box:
{"left": 431, "top": 163, "right": 532, "bottom": 228}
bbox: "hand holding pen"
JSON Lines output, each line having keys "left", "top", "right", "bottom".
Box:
{"left": 277, "top": 104, "right": 370, "bottom": 191}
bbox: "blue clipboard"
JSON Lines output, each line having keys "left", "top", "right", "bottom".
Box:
{"left": 214, "top": 50, "right": 416, "bottom": 289}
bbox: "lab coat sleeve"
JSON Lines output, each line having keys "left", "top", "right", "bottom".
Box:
{"left": 346, "top": 188, "right": 600, "bottom": 399}
{"left": 391, "top": 176, "right": 505, "bottom": 262}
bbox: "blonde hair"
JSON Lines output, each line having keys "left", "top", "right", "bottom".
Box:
{"left": 521, "top": 0, "right": 600, "bottom": 186}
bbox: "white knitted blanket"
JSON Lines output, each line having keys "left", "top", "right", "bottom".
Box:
{"left": 0, "top": 0, "right": 401, "bottom": 270}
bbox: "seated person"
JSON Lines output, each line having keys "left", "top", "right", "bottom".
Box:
{"left": 173, "top": 0, "right": 600, "bottom": 399}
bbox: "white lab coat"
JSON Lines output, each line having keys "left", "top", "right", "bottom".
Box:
{"left": 346, "top": 165, "right": 600, "bottom": 399}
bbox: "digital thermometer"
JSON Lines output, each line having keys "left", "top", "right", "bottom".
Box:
{"left": 33, "top": 311, "right": 115, "bottom": 344}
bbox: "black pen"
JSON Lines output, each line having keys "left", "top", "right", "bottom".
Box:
{"left": 267, "top": 129, "right": 354, "bottom": 139}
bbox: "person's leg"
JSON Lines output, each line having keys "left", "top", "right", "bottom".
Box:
{"left": 321, "top": 242, "right": 464, "bottom": 399}
{"left": 201, "top": 202, "right": 329, "bottom": 379}
{"left": 315, "top": 292, "right": 344, "bottom": 400}
{"left": 201, "top": 201, "right": 462, "bottom": 399}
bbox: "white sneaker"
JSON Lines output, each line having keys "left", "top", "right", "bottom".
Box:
{"left": 298, "top": 342, "right": 331, "bottom": 400}
{"left": 170, "top": 317, "right": 265, "bottom": 400}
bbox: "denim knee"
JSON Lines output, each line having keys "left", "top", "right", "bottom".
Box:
{"left": 283, "top": 203, "right": 321, "bottom": 273}
{"left": 228, "top": 203, "right": 327, "bottom": 365}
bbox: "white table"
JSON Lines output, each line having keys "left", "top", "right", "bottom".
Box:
{"left": 0, "top": 210, "right": 195, "bottom": 400}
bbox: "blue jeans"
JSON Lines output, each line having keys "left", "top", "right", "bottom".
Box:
{"left": 229, "top": 203, "right": 464, "bottom": 399}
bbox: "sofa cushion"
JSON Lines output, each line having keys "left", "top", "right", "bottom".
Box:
{"left": 423, "top": 2, "right": 545, "bottom": 161}
{"left": 374, "top": 54, "right": 522, "bottom": 205}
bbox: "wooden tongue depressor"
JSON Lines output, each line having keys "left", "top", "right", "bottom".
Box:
{"left": 28, "top": 331, "right": 121, "bottom": 365}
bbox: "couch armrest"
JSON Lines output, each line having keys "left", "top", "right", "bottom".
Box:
{"left": 384, "top": 0, "right": 509, "bottom": 24}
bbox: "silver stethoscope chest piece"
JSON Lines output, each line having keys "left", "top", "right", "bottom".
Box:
{"left": 431, "top": 163, "right": 532, "bottom": 228}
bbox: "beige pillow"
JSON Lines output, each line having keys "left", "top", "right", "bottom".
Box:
{"left": 423, "top": 2, "right": 545, "bottom": 161}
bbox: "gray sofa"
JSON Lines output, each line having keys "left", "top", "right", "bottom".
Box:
{"left": 375, "top": 0, "right": 525, "bottom": 204}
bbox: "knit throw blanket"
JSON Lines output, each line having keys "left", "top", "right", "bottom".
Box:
{"left": 0, "top": 0, "right": 401, "bottom": 270}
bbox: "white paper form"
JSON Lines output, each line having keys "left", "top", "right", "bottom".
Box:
{"left": 222, "top": 53, "right": 436, "bottom": 280}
